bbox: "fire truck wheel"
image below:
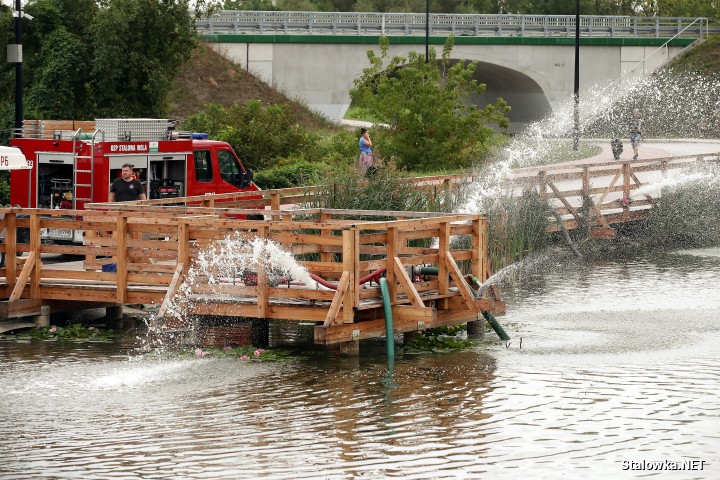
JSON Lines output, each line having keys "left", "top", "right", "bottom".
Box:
{"left": 0, "top": 252, "right": 4, "bottom": 268}
{"left": 246, "top": 214, "right": 265, "bottom": 221}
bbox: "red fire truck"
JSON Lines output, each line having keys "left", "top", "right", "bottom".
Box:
{"left": 9, "top": 118, "right": 260, "bottom": 244}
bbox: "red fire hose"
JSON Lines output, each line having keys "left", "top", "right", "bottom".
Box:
{"left": 309, "top": 268, "right": 386, "bottom": 290}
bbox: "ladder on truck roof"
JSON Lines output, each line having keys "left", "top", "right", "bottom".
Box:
{"left": 71, "top": 129, "right": 103, "bottom": 209}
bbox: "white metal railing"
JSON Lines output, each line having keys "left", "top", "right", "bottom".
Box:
{"left": 196, "top": 11, "right": 715, "bottom": 38}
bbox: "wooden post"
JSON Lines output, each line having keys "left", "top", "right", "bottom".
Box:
{"left": 83, "top": 216, "right": 96, "bottom": 270}
{"left": 116, "top": 216, "right": 128, "bottom": 303}
{"left": 467, "top": 320, "right": 485, "bottom": 337}
{"left": 471, "top": 215, "right": 483, "bottom": 281}
{"left": 251, "top": 319, "right": 270, "bottom": 348}
{"left": 538, "top": 171, "right": 547, "bottom": 203}
{"left": 270, "top": 193, "right": 281, "bottom": 220}
{"left": 335, "top": 339, "right": 359, "bottom": 356}
{"left": 5, "top": 212, "right": 16, "bottom": 295}
{"left": 438, "top": 221, "right": 450, "bottom": 296}
{"left": 29, "top": 213, "right": 41, "bottom": 299}
{"left": 341, "top": 228, "right": 357, "bottom": 324}
{"left": 582, "top": 166, "right": 590, "bottom": 196}
{"left": 320, "top": 212, "right": 332, "bottom": 263}
{"left": 106, "top": 305, "right": 124, "bottom": 330}
{"left": 256, "top": 225, "right": 269, "bottom": 319}
{"left": 178, "top": 221, "right": 190, "bottom": 275}
{"left": 622, "top": 162, "right": 631, "bottom": 212}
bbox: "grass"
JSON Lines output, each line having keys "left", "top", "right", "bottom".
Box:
{"left": 169, "top": 44, "right": 337, "bottom": 130}
{"left": 510, "top": 140, "right": 603, "bottom": 169}
{"left": 343, "top": 105, "right": 386, "bottom": 124}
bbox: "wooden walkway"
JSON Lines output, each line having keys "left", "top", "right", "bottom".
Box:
{"left": 513, "top": 152, "right": 720, "bottom": 237}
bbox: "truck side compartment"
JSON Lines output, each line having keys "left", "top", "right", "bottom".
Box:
{"left": 9, "top": 119, "right": 260, "bottom": 243}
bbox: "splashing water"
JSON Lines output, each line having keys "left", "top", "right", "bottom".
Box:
{"left": 474, "top": 252, "right": 552, "bottom": 291}
{"left": 190, "top": 232, "right": 316, "bottom": 289}
{"left": 632, "top": 170, "right": 713, "bottom": 198}
{"left": 147, "top": 233, "right": 317, "bottom": 341}
{"left": 460, "top": 69, "right": 720, "bottom": 215}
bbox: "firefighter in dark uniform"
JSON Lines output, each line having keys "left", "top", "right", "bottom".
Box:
{"left": 109, "top": 163, "right": 146, "bottom": 202}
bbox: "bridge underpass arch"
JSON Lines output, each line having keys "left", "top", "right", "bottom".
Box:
{"left": 388, "top": 58, "right": 553, "bottom": 133}
{"left": 459, "top": 59, "right": 553, "bottom": 132}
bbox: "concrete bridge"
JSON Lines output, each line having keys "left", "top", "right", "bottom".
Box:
{"left": 198, "top": 11, "right": 712, "bottom": 124}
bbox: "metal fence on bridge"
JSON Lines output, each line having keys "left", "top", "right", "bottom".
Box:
{"left": 197, "top": 11, "right": 714, "bottom": 38}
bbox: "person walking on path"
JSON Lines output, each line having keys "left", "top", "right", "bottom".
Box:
{"left": 109, "top": 163, "right": 146, "bottom": 202}
{"left": 358, "top": 128, "right": 373, "bottom": 175}
{"left": 629, "top": 108, "right": 643, "bottom": 160}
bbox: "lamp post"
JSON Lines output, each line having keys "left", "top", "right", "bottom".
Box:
{"left": 13, "top": 0, "right": 23, "bottom": 134}
{"left": 573, "top": 0, "right": 580, "bottom": 151}
{"left": 425, "top": 0, "right": 429, "bottom": 63}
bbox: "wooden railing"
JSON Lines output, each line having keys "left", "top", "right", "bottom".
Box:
{"left": 514, "top": 153, "right": 720, "bottom": 233}
{"left": 115, "top": 151, "right": 720, "bottom": 235}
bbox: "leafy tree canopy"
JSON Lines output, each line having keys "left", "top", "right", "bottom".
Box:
{"left": 349, "top": 36, "right": 509, "bottom": 172}
{"left": 0, "top": 0, "right": 200, "bottom": 138}
{"left": 182, "top": 101, "right": 320, "bottom": 171}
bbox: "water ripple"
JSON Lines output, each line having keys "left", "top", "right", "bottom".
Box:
{"left": 2, "top": 253, "right": 719, "bottom": 479}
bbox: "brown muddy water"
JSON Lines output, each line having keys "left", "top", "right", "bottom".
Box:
{"left": 1, "top": 248, "right": 719, "bottom": 479}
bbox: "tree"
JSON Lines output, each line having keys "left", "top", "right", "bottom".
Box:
{"left": 21, "top": 0, "right": 98, "bottom": 118}
{"left": 183, "top": 101, "right": 319, "bottom": 171}
{"left": 0, "top": 6, "right": 16, "bottom": 143}
{"left": 91, "top": 0, "right": 197, "bottom": 117}
{"left": 223, "top": 0, "right": 279, "bottom": 9}
{"left": 25, "top": 27, "right": 92, "bottom": 119}
{"left": 349, "top": 36, "right": 509, "bottom": 171}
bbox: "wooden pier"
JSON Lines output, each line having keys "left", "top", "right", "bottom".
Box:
{"left": 0, "top": 205, "right": 502, "bottom": 349}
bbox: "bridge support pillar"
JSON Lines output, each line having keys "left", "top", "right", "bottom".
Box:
{"left": 251, "top": 319, "right": 270, "bottom": 348}
{"left": 32, "top": 305, "right": 50, "bottom": 328}
{"left": 467, "top": 320, "right": 485, "bottom": 338}
{"left": 332, "top": 339, "right": 360, "bottom": 356}
{"left": 105, "top": 305, "right": 124, "bottom": 330}
{"left": 403, "top": 331, "right": 422, "bottom": 344}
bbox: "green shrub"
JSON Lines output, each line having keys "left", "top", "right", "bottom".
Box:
{"left": 349, "top": 36, "right": 509, "bottom": 172}
{"left": 638, "top": 171, "right": 720, "bottom": 248}
{"left": 182, "top": 101, "right": 321, "bottom": 171}
{"left": 254, "top": 159, "right": 324, "bottom": 189}
{"left": 303, "top": 161, "right": 463, "bottom": 215}
{"left": 464, "top": 187, "right": 551, "bottom": 271}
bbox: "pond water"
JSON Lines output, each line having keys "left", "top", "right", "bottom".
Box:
{"left": 1, "top": 248, "right": 718, "bottom": 479}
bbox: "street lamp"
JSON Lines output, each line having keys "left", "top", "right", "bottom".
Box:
{"left": 7, "top": 0, "right": 32, "bottom": 135}
{"left": 425, "top": 0, "right": 429, "bottom": 63}
{"left": 573, "top": 0, "right": 580, "bottom": 151}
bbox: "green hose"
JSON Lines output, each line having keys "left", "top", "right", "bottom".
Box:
{"left": 419, "top": 266, "right": 510, "bottom": 340}
{"left": 379, "top": 277, "right": 395, "bottom": 357}
{"left": 419, "top": 266, "right": 439, "bottom": 277}
{"left": 465, "top": 277, "right": 511, "bottom": 341}
{"left": 482, "top": 311, "right": 510, "bottom": 341}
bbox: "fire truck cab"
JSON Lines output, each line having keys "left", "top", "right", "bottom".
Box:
{"left": 10, "top": 118, "right": 260, "bottom": 244}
